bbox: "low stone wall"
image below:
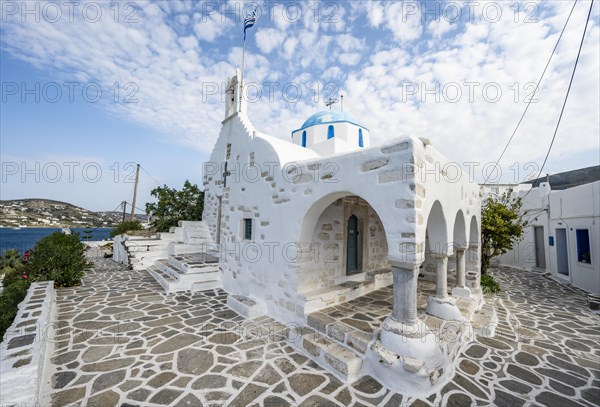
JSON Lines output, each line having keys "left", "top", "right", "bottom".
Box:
{"left": 0, "top": 281, "right": 56, "bottom": 406}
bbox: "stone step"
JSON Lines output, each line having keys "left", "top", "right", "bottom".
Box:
{"left": 307, "top": 312, "right": 373, "bottom": 355}
{"left": 155, "top": 259, "right": 182, "bottom": 281}
{"left": 168, "top": 242, "right": 218, "bottom": 256}
{"left": 148, "top": 265, "right": 221, "bottom": 294}
{"left": 183, "top": 225, "right": 210, "bottom": 232}
{"left": 148, "top": 266, "right": 178, "bottom": 293}
{"left": 185, "top": 236, "right": 213, "bottom": 245}
{"left": 157, "top": 258, "right": 220, "bottom": 283}
{"left": 169, "top": 253, "right": 219, "bottom": 273}
{"left": 289, "top": 326, "right": 363, "bottom": 382}
{"left": 178, "top": 220, "right": 206, "bottom": 227}
{"left": 299, "top": 280, "right": 377, "bottom": 314}
{"left": 227, "top": 295, "right": 266, "bottom": 318}
{"left": 191, "top": 280, "right": 221, "bottom": 293}
{"left": 129, "top": 252, "right": 169, "bottom": 262}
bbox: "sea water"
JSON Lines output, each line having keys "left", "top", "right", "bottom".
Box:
{"left": 0, "top": 227, "right": 113, "bottom": 254}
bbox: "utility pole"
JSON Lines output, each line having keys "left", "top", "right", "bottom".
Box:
{"left": 121, "top": 201, "right": 127, "bottom": 223}
{"left": 130, "top": 164, "right": 140, "bottom": 221}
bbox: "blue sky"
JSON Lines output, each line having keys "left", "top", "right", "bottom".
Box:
{"left": 1, "top": 1, "right": 599, "bottom": 212}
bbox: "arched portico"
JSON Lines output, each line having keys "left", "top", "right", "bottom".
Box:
{"left": 452, "top": 210, "right": 471, "bottom": 298}
{"left": 424, "top": 202, "right": 464, "bottom": 321}
{"left": 465, "top": 216, "right": 483, "bottom": 299}
{"left": 297, "top": 192, "right": 390, "bottom": 313}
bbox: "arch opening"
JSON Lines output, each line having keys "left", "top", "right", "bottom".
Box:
{"left": 453, "top": 210, "right": 467, "bottom": 250}
{"left": 298, "top": 194, "right": 389, "bottom": 296}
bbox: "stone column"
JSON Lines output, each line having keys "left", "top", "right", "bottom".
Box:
{"left": 452, "top": 248, "right": 472, "bottom": 298}
{"left": 435, "top": 254, "right": 448, "bottom": 299}
{"left": 390, "top": 264, "right": 419, "bottom": 324}
{"left": 426, "top": 253, "right": 464, "bottom": 321}
{"left": 464, "top": 243, "right": 483, "bottom": 301}
{"left": 456, "top": 249, "right": 465, "bottom": 287}
{"left": 379, "top": 261, "right": 440, "bottom": 360}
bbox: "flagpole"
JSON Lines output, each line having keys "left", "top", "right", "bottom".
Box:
{"left": 239, "top": 37, "right": 246, "bottom": 113}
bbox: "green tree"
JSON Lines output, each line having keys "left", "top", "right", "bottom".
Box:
{"left": 145, "top": 180, "right": 204, "bottom": 232}
{"left": 481, "top": 191, "right": 526, "bottom": 274}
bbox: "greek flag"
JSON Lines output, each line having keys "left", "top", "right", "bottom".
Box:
{"left": 244, "top": 11, "right": 256, "bottom": 41}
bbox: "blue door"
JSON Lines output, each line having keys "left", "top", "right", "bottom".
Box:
{"left": 347, "top": 215, "right": 358, "bottom": 273}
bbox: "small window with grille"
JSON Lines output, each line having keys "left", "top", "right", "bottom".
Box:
{"left": 243, "top": 218, "right": 252, "bottom": 240}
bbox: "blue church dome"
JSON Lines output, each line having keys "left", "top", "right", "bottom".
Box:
{"left": 295, "top": 110, "right": 367, "bottom": 132}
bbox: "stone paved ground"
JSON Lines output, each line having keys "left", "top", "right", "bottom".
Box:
{"left": 42, "top": 256, "right": 600, "bottom": 407}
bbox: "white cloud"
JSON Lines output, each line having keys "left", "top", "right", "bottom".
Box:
{"left": 0, "top": 0, "right": 597, "bottom": 185}
{"left": 255, "top": 28, "right": 284, "bottom": 54}
{"left": 193, "top": 12, "right": 232, "bottom": 42}
{"left": 338, "top": 52, "right": 362, "bottom": 66}
{"left": 366, "top": 2, "right": 384, "bottom": 28}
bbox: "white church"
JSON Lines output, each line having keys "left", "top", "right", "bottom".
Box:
{"left": 115, "top": 69, "right": 496, "bottom": 393}
{"left": 193, "top": 70, "right": 494, "bottom": 392}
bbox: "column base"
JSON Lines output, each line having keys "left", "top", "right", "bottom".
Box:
{"left": 379, "top": 317, "right": 440, "bottom": 361}
{"left": 365, "top": 316, "right": 449, "bottom": 395}
{"left": 426, "top": 296, "right": 465, "bottom": 321}
{"left": 452, "top": 286, "right": 472, "bottom": 298}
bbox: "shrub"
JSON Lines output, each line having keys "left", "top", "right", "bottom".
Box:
{"left": 0, "top": 250, "right": 29, "bottom": 339}
{"left": 0, "top": 249, "right": 24, "bottom": 281}
{"left": 481, "top": 273, "right": 501, "bottom": 294}
{"left": 0, "top": 277, "right": 30, "bottom": 339}
{"left": 27, "top": 232, "right": 91, "bottom": 288}
{"left": 110, "top": 220, "right": 143, "bottom": 238}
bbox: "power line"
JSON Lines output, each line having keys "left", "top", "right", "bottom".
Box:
{"left": 483, "top": 0, "right": 579, "bottom": 185}
{"left": 140, "top": 165, "right": 162, "bottom": 187}
{"left": 84, "top": 202, "right": 124, "bottom": 234}
{"left": 126, "top": 201, "right": 147, "bottom": 214}
{"left": 523, "top": 0, "right": 595, "bottom": 199}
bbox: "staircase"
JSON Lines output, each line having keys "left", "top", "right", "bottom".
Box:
{"left": 148, "top": 252, "right": 221, "bottom": 294}
{"left": 145, "top": 221, "right": 221, "bottom": 294}
{"left": 289, "top": 311, "right": 372, "bottom": 383}
{"left": 289, "top": 270, "right": 393, "bottom": 382}
{"left": 113, "top": 220, "right": 222, "bottom": 293}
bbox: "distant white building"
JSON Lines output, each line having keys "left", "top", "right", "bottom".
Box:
{"left": 492, "top": 169, "right": 600, "bottom": 295}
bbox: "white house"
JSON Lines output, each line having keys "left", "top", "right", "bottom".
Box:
{"left": 495, "top": 170, "right": 600, "bottom": 296}
{"left": 195, "top": 70, "right": 490, "bottom": 393}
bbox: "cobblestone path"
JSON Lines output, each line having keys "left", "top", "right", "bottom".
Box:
{"left": 42, "top": 258, "right": 600, "bottom": 406}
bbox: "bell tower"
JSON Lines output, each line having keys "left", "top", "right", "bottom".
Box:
{"left": 225, "top": 69, "right": 244, "bottom": 120}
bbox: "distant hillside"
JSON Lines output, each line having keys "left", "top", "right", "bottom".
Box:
{"left": 0, "top": 199, "right": 138, "bottom": 228}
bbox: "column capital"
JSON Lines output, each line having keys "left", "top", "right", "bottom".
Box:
{"left": 433, "top": 253, "right": 448, "bottom": 260}
{"left": 468, "top": 242, "right": 480, "bottom": 249}
{"left": 388, "top": 257, "right": 421, "bottom": 270}
{"left": 455, "top": 245, "right": 468, "bottom": 252}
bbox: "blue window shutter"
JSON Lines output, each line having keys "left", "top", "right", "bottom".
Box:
{"left": 302, "top": 131, "right": 307, "bottom": 147}
{"left": 358, "top": 129, "right": 364, "bottom": 147}
{"left": 327, "top": 125, "right": 334, "bottom": 139}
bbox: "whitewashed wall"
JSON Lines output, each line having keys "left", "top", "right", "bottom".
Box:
{"left": 498, "top": 181, "right": 600, "bottom": 294}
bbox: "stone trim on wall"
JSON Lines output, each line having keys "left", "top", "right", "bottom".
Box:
{"left": 0, "top": 281, "right": 56, "bottom": 407}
